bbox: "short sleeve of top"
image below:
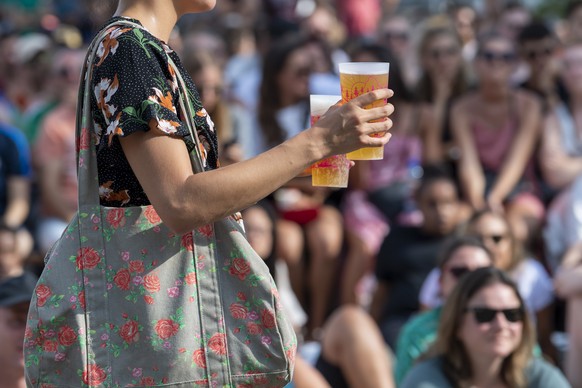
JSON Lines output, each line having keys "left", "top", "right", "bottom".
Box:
{"left": 513, "top": 258, "right": 555, "bottom": 314}
{"left": 90, "top": 17, "right": 218, "bottom": 207}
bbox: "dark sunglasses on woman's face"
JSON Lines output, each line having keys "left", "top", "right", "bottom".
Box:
{"left": 383, "top": 31, "right": 409, "bottom": 42}
{"left": 525, "top": 47, "right": 553, "bottom": 60}
{"left": 447, "top": 266, "right": 471, "bottom": 279}
{"left": 480, "top": 234, "right": 507, "bottom": 245}
{"left": 430, "top": 46, "right": 459, "bottom": 60}
{"left": 479, "top": 50, "right": 516, "bottom": 64}
{"left": 465, "top": 307, "right": 524, "bottom": 324}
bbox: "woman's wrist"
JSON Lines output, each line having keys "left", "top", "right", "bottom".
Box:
{"left": 296, "top": 126, "right": 330, "bottom": 164}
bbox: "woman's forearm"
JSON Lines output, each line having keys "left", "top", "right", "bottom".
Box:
{"left": 121, "top": 92, "right": 394, "bottom": 234}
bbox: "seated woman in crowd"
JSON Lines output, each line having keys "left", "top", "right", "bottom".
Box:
{"left": 541, "top": 41, "right": 582, "bottom": 271}
{"left": 451, "top": 31, "right": 544, "bottom": 247}
{"left": 394, "top": 235, "right": 493, "bottom": 385}
{"left": 420, "top": 210, "right": 556, "bottom": 361}
{"left": 554, "top": 241, "right": 582, "bottom": 387}
{"left": 415, "top": 26, "right": 469, "bottom": 171}
{"left": 402, "top": 267, "right": 569, "bottom": 387}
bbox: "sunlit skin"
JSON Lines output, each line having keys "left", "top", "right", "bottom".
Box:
{"left": 0, "top": 303, "right": 29, "bottom": 388}
{"left": 241, "top": 206, "right": 274, "bottom": 260}
{"left": 276, "top": 47, "right": 312, "bottom": 108}
{"left": 469, "top": 214, "right": 513, "bottom": 271}
{"left": 422, "top": 34, "right": 463, "bottom": 85}
{"left": 439, "top": 246, "right": 492, "bottom": 299}
{"left": 561, "top": 45, "right": 582, "bottom": 96}
{"left": 459, "top": 283, "right": 523, "bottom": 362}
{"left": 474, "top": 38, "right": 517, "bottom": 86}
{"left": 417, "top": 180, "right": 460, "bottom": 236}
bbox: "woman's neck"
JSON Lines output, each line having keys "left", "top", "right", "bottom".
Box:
{"left": 114, "top": 0, "right": 177, "bottom": 42}
{"left": 479, "top": 82, "right": 510, "bottom": 102}
{"left": 468, "top": 355, "right": 506, "bottom": 388}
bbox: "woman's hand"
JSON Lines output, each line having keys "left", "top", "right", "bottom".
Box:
{"left": 486, "top": 191, "right": 505, "bottom": 214}
{"left": 308, "top": 89, "right": 394, "bottom": 159}
{"left": 554, "top": 266, "right": 582, "bottom": 298}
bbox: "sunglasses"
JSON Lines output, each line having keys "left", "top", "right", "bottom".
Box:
{"left": 525, "top": 47, "right": 553, "bottom": 60}
{"left": 479, "top": 51, "right": 516, "bottom": 64}
{"left": 447, "top": 266, "right": 472, "bottom": 279}
{"left": 290, "top": 66, "right": 311, "bottom": 78}
{"left": 480, "top": 234, "right": 507, "bottom": 245}
{"left": 465, "top": 307, "right": 524, "bottom": 324}
{"left": 429, "top": 47, "right": 459, "bottom": 60}
{"left": 384, "top": 31, "right": 409, "bottom": 41}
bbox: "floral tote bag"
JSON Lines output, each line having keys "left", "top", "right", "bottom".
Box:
{"left": 24, "top": 20, "right": 296, "bottom": 388}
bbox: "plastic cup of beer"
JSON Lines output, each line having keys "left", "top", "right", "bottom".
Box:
{"left": 339, "top": 62, "right": 390, "bottom": 160}
{"left": 310, "top": 95, "right": 350, "bottom": 188}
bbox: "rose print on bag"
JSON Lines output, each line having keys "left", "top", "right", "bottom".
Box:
{"left": 229, "top": 258, "right": 250, "bottom": 281}
{"left": 143, "top": 273, "right": 160, "bottom": 293}
{"left": 208, "top": 333, "right": 227, "bottom": 355}
{"left": 58, "top": 326, "right": 78, "bottom": 347}
{"left": 229, "top": 303, "right": 247, "bottom": 320}
{"left": 106, "top": 208, "right": 126, "bottom": 228}
{"left": 114, "top": 268, "right": 131, "bottom": 290}
{"left": 197, "top": 224, "right": 213, "bottom": 238}
{"left": 74, "top": 247, "right": 101, "bottom": 270}
{"left": 35, "top": 284, "right": 52, "bottom": 307}
{"left": 144, "top": 206, "right": 161, "bottom": 224}
{"left": 184, "top": 272, "right": 196, "bottom": 285}
{"left": 129, "top": 260, "right": 144, "bottom": 273}
{"left": 261, "top": 309, "right": 276, "bottom": 329}
{"left": 181, "top": 233, "right": 194, "bottom": 251}
{"left": 154, "top": 319, "right": 179, "bottom": 340}
{"left": 82, "top": 363, "right": 107, "bottom": 386}
{"left": 192, "top": 349, "right": 206, "bottom": 368}
{"left": 119, "top": 320, "right": 140, "bottom": 344}
{"left": 246, "top": 323, "right": 262, "bottom": 336}
{"left": 43, "top": 340, "right": 58, "bottom": 352}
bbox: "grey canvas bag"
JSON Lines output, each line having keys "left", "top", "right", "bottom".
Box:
{"left": 24, "top": 19, "right": 296, "bottom": 388}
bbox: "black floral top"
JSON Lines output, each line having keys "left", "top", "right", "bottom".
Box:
{"left": 89, "top": 17, "right": 218, "bottom": 207}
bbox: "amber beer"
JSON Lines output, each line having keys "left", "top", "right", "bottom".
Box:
{"left": 339, "top": 62, "right": 390, "bottom": 160}
{"left": 310, "top": 95, "right": 350, "bottom": 187}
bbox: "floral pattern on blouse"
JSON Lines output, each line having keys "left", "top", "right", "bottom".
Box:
{"left": 90, "top": 17, "right": 218, "bottom": 207}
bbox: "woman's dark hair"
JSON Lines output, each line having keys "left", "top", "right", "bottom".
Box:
{"left": 437, "top": 235, "right": 493, "bottom": 270}
{"left": 416, "top": 27, "right": 467, "bottom": 103}
{"left": 517, "top": 20, "right": 554, "bottom": 44}
{"left": 258, "top": 34, "right": 310, "bottom": 148}
{"left": 347, "top": 41, "right": 413, "bottom": 103}
{"left": 566, "top": 0, "right": 582, "bottom": 19}
{"left": 430, "top": 267, "right": 535, "bottom": 387}
{"left": 476, "top": 30, "right": 517, "bottom": 58}
{"left": 415, "top": 164, "right": 459, "bottom": 199}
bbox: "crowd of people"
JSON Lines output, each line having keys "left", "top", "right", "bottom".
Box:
{"left": 2, "top": 0, "right": 582, "bottom": 387}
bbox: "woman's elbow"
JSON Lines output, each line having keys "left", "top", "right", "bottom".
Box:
{"left": 154, "top": 201, "right": 208, "bottom": 236}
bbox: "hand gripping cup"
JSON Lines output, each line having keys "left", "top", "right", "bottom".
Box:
{"left": 310, "top": 95, "right": 350, "bottom": 188}
{"left": 339, "top": 62, "right": 390, "bottom": 160}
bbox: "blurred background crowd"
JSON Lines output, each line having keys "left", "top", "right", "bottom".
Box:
{"left": 2, "top": 0, "right": 582, "bottom": 387}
